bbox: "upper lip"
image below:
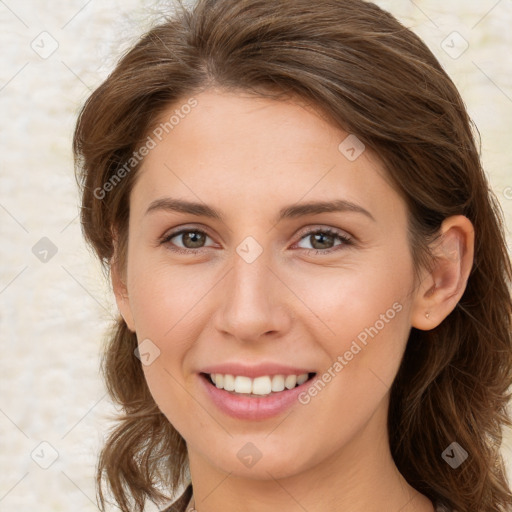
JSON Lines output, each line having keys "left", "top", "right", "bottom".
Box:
{"left": 200, "top": 362, "right": 315, "bottom": 379}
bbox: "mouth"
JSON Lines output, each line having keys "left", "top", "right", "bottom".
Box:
{"left": 198, "top": 363, "right": 319, "bottom": 420}
{"left": 200, "top": 371, "right": 317, "bottom": 397}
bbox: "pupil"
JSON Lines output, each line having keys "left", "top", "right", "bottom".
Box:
{"left": 312, "top": 233, "right": 333, "bottom": 250}
{"left": 184, "top": 232, "right": 205, "bottom": 248}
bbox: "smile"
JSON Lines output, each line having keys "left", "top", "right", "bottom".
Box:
{"left": 206, "top": 372, "right": 314, "bottom": 396}
{"left": 199, "top": 371, "right": 317, "bottom": 420}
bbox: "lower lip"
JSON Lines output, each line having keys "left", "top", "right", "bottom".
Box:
{"left": 199, "top": 373, "right": 314, "bottom": 421}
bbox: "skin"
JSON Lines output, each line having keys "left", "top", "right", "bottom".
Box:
{"left": 112, "top": 88, "right": 474, "bottom": 512}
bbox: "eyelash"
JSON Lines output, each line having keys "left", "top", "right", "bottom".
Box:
{"left": 159, "top": 226, "right": 353, "bottom": 256}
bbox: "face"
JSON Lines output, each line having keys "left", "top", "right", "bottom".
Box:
{"left": 115, "top": 88, "right": 422, "bottom": 479}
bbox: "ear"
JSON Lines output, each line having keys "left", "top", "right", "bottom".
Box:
{"left": 111, "top": 237, "right": 136, "bottom": 333}
{"left": 411, "top": 215, "right": 475, "bottom": 330}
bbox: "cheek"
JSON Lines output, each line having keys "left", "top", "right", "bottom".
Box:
{"left": 127, "top": 259, "right": 212, "bottom": 430}
{"left": 290, "top": 271, "right": 412, "bottom": 449}
{"left": 128, "top": 256, "right": 207, "bottom": 338}
{"left": 288, "top": 251, "right": 414, "bottom": 390}
{"left": 140, "top": 361, "right": 207, "bottom": 445}
{"left": 291, "top": 260, "right": 411, "bottom": 342}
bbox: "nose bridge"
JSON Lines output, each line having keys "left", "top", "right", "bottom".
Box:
{"left": 213, "top": 239, "right": 291, "bottom": 341}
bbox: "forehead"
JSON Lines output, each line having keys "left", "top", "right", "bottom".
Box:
{"left": 130, "top": 88, "right": 405, "bottom": 225}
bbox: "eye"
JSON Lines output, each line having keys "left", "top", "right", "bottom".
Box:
{"left": 159, "top": 226, "right": 353, "bottom": 255}
{"left": 294, "top": 227, "right": 353, "bottom": 254}
{"left": 160, "top": 228, "right": 215, "bottom": 254}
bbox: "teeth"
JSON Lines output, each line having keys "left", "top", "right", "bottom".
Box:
{"left": 209, "top": 373, "right": 311, "bottom": 396}
{"left": 252, "top": 376, "right": 272, "bottom": 395}
{"left": 223, "top": 374, "right": 235, "bottom": 391}
{"left": 234, "top": 376, "right": 252, "bottom": 394}
{"left": 271, "top": 375, "right": 285, "bottom": 392}
{"left": 296, "top": 373, "right": 308, "bottom": 385}
{"left": 285, "top": 375, "right": 297, "bottom": 389}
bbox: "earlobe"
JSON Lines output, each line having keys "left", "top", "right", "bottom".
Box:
{"left": 411, "top": 215, "right": 474, "bottom": 331}
{"left": 110, "top": 252, "right": 136, "bottom": 333}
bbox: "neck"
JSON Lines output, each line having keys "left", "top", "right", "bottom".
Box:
{"left": 186, "top": 398, "right": 434, "bottom": 512}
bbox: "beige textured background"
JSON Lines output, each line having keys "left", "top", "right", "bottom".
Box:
{"left": 0, "top": 1, "right": 511, "bottom": 511}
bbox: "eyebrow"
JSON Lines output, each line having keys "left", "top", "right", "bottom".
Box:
{"left": 144, "top": 197, "right": 376, "bottom": 223}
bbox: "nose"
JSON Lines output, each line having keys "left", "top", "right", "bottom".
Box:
{"left": 212, "top": 247, "right": 293, "bottom": 343}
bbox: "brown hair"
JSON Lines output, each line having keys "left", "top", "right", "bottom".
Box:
{"left": 72, "top": 0, "right": 512, "bottom": 510}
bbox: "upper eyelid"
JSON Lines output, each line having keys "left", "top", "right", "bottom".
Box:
{"left": 296, "top": 225, "right": 350, "bottom": 238}
{"left": 162, "top": 224, "right": 216, "bottom": 242}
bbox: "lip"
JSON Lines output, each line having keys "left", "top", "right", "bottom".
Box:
{"left": 198, "top": 371, "right": 316, "bottom": 421}
{"left": 200, "top": 362, "right": 314, "bottom": 379}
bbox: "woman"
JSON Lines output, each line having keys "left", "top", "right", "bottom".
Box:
{"left": 73, "top": 0, "right": 512, "bottom": 511}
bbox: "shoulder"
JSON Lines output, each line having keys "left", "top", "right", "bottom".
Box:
{"left": 160, "top": 483, "right": 193, "bottom": 512}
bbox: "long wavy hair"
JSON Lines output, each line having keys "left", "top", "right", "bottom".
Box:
{"left": 72, "top": 0, "right": 512, "bottom": 510}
